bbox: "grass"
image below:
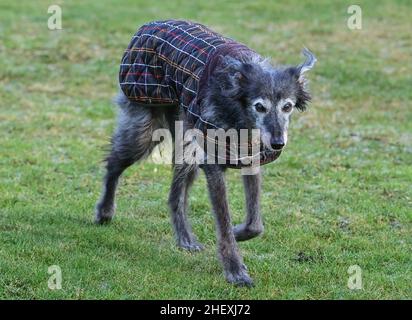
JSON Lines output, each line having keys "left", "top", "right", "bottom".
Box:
{"left": 0, "top": 0, "right": 411, "bottom": 299}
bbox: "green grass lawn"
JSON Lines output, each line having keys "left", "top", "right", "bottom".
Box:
{"left": 0, "top": 0, "right": 411, "bottom": 299}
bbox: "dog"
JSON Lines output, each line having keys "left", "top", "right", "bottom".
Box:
{"left": 95, "top": 20, "right": 316, "bottom": 286}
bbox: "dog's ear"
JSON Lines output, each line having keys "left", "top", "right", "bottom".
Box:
{"left": 287, "top": 48, "right": 317, "bottom": 111}
{"left": 296, "top": 48, "right": 317, "bottom": 84}
{"left": 214, "top": 55, "right": 251, "bottom": 98}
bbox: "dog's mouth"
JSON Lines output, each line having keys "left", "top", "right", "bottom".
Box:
{"left": 259, "top": 147, "right": 282, "bottom": 161}
{"left": 199, "top": 132, "right": 283, "bottom": 168}
{"left": 255, "top": 144, "right": 282, "bottom": 164}
{"left": 260, "top": 144, "right": 284, "bottom": 153}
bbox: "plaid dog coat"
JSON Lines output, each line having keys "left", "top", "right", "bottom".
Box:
{"left": 119, "top": 19, "right": 253, "bottom": 127}
{"left": 119, "top": 20, "right": 281, "bottom": 167}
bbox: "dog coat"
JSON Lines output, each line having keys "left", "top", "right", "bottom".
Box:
{"left": 119, "top": 19, "right": 254, "bottom": 126}
{"left": 119, "top": 20, "right": 281, "bottom": 167}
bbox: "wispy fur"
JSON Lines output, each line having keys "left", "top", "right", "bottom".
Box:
{"left": 95, "top": 45, "right": 316, "bottom": 286}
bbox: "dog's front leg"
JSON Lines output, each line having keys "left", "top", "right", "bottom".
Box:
{"left": 233, "top": 172, "right": 264, "bottom": 241}
{"left": 203, "top": 164, "right": 253, "bottom": 287}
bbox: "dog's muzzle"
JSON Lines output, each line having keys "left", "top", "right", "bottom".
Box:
{"left": 225, "top": 146, "right": 282, "bottom": 169}
{"left": 211, "top": 139, "right": 282, "bottom": 169}
{"left": 193, "top": 123, "right": 282, "bottom": 168}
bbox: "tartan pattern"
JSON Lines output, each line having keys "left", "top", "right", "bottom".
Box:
{"left": 119, "top": 20, "right": 253, "bottom": 125}
{"left": 119, "top": 20, "right": 277, "bottom": 168}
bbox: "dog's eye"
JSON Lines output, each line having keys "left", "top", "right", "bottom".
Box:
{"left": 282, "top": 102, "right": 293, "bottom": 113}
{"left": 254, "top": 102, "right": 267, "bottom": 113}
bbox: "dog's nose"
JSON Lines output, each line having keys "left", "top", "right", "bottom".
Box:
{"left": 270, "top": 137, "right": 285, "bottom": 150}
{"left": 271, "top": 143, "right": 284, "bottom": 150}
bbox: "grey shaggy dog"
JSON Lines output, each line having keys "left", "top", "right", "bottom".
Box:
{"left": 95, "top": 21, "right": 316, "bottom": 287}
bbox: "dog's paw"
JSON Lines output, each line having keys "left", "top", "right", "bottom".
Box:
{"left": 94, "top": 214, "right": 113, "bottom": 224}
{"left": 177, "top": 238, "right": 204, "bottom": 252}
{"left": 233, "top": 223, "right": 263, "bottom": 242}
{"left": 225, "top": 266, "right": 254, "bottom": 287}
{"left": 94, "top": 204, "right": 114, "bottom": 225}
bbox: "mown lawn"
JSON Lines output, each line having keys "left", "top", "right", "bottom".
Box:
{"left": 0, "top": 0, "right": 411, "bottom": 299}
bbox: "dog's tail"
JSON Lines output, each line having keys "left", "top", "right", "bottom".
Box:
{"left": 110, "top": 90, "right": 174, "bottom": 164}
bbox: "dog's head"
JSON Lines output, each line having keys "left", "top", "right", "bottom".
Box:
{"left": 207, "top": 48, "right": 316, "bottom": 151}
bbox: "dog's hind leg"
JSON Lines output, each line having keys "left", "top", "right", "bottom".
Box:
{"left": 168, "top": 164, "right": 203, "bottom": 251}
{"left": 233, "top": 172, "right": 264, "bottom": 241}
{"left": 95, "top": 96, "right": 157, "bottom": 224}
{"left": 95, "top": 149, "right": 134, "bottom": 224}
{"left": 203, "top": 164, "right": 253, "bottom": 287}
